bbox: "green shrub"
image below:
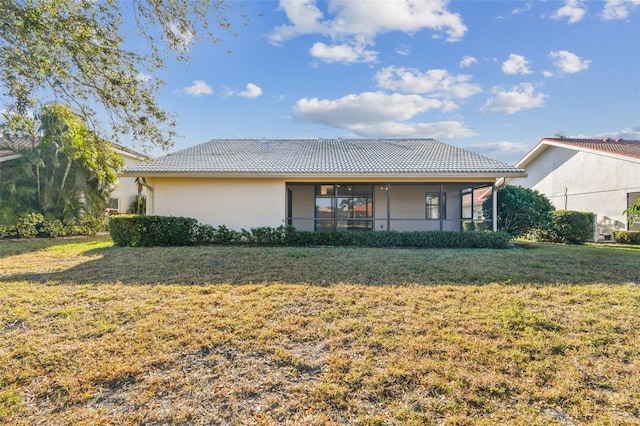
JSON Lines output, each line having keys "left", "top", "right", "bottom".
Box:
{"left": 15, "top": 212, "right": 45, "bottom": 239}
{"left": 40, "top": 219, "right": 68, "bottom": 238}
{"left": 110, "top": 215, "right": 198, "bottom": 247}
{"left": 112, "top": 216, "right": 511, "bottom": 248}
{"left": 65, "top": 216, "right": 106, "bottom": 237}
{"left": 283, "top": 229, "right": 510, "bottom": 249}
{"left": 613, "top": 231, "right": 640, "bottom": 245}
{"left": 537, "top": 210, "right": 595, "bottom": 244}
{"left": 483, "top": 185, "right": 554, "bottom": 238}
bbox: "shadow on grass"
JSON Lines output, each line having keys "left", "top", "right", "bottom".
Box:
{"left": 0, "top": 235, "right": 111, "bottom": 258}
{"left": 2, "top": 242, "right": 640, "bottom": 286}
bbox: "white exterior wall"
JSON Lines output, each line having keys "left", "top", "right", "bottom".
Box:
{"left": 509, "top": 146, "right": 640, "bottom": 234}
{"left": 110, "top": 154, "right": 146, "bottom": 213}
{"left": 148, "top": 177, "right": 286, "bottom": 230}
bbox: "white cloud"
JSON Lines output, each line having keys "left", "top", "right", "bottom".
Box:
{"left": 237, "top": 83, "right": 263, "bottom": 99}
{"left": 293, "top": 91, "right": 442, "bottom": 127}
{"left": 497, "top": 2, "right": 534, "bottom": 19}
{"left": 310, "top": 41, "right": 377, "bottom": 63}
{"left": 593, "top": 126, "right": 640, "bottom": 140}
{"left": 467, "top": 141, "right": 532, "bottom": 163}
{"left": 602, "top": 0, "right": 640, "bottom": 20}
{"left": 291, "top": 91, "right": 475, "bottom": 138}
{"left": 269, "top": 0, "right": 467, "bottom": 64}
{"left": 480, "top": 83, "right": 546, "bottom": 114}
{"left": 395, "top": 44, "right": 411, "bottom": 56}
{"left": 183, "top": 80, "right": 213, "bottom": 96}
{"left": 351, "top": 121, "right": 477, "bottom": 139}
{"left": 502, "top": 54, "right": 533, "bottom": 75}
{"left": 549, "top": 50, "right": 591, "bottom": 74}
{"left": 551, "top": 0, "right": 587, "bottom": 24}
{"left": 375, "top": 66, "right": 482, "bottom": 100}
{"left": 168, "top": 22, "right": 195, "bottom": 51}
{"left": 269, "top": 0, "right": 329, "bottom": 45}
{"left": 459, "top": 55, "right": 478, "bottom": 68}
{"left": 136, "top": 72, "right": 152, "bottom": 82}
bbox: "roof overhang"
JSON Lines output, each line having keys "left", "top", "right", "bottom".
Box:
{"left": 516, "top": 138, "right": 640, "bottom": 168}
{"left": 121, "top": 171, "right": 528, "bottom": 180}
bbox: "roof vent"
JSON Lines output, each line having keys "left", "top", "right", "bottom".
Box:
{"left": 615, "top": 138, "right": 623, "bottom": 142}
{"left": 602, "top": 138, "right": 610, "bottom": 142}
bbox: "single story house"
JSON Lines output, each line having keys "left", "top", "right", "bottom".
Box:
{"left": 123, "top": 138, "right": 526, "bottom": 232}
{"left": 505, "top": 137, "right": 640, "bottom": 240}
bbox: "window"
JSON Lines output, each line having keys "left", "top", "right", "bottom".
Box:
{"left": 315, "top": 184, "right": 374, "bottom": 231}
{"left": 461, "top": 188, "right": 473, "bottom": 219}
{"left": 426, "top": 192, "right": 446, "bottom": 219}
{"left": 107, "top": 197, "right": 119, "bottom": 212}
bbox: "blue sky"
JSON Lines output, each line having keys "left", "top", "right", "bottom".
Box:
{"left": 13, "top": 1, "right": 640, "bottom": 164}
{"left": 147, "top": 0, "right": 639, "bottom": 164}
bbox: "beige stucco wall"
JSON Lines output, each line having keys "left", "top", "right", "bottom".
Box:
{"left": 110, "top": 155, "right": 145, "bottom": 213}
{"left": 508, "top": 146, "right": 640, "bottom": 234}
{"left": 147, "top": 177, "right": 287, "bottom": 229}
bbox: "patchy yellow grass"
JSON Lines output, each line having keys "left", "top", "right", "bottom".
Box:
{"left": 0, "top": 237, "right": 639, "bottom": 425}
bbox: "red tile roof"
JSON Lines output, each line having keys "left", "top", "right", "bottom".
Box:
{"left": 543, "top": 138, "right": 640, "bottom": 160}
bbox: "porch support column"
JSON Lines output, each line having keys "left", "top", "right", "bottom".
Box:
{"left": 492, "top": 184, "right": 498, "bottom": 232}
{"left": 439, "top": 183, "right": 444, "bottom": 231}
{"left": 386, "top": 183, "right": 391, "bottom": 231}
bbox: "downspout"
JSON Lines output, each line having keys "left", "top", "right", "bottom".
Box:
{"left": 386, "top": 183, "right": 391, "bottom": 231}
{"left": 492, "top": 184, "right": 498, "bottom": 232}
{"left": 439, "top": 183, "right": 444, "bottom": 231}
{"left": 142, "top": 181, "right": 154, "bottom": 215}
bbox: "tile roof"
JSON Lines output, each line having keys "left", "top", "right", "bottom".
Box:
{"left": 0, "top": 136, "right": 33, "bottom": 159}
{"left": 123, "top": 138, "right": 525, "bottom": 177}
{"left": 543, "top": 138, "right": 640, "bottom": 160}
{"left": 0, "top": 136, "right": 147, "bottom": 161}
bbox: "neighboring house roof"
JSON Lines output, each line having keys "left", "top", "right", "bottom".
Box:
{"left": 516, "top": 137, "right": 640, "bottom": 168}
{"left": 123, "top": 138, "right": 526, "bottom": 178}
{"left": 0, "top": 136, "right": 148, "bottom": 163}
{"left": 0, "top": 136, "right": 33, "bottom": 162}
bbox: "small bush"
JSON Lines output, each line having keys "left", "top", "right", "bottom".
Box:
{"left": 0, "top": 213, "right": 106, "bottom": 239}
{"left": 537, "top": 210, "right": 595, "bottom": 244}
{"left": 15, "top": 213, "right": 45, "bottom": 239}
{"left": 110, "top": 215, "right": 198, "bottom": 247}
{"left": 40, "top": 219, "right": 68, "bottom": 238}
{"left": 613, "top": 231, "right": 640, "bottom": 245}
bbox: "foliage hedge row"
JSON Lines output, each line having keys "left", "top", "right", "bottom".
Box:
{"left": 109, "top": 215, "right": 198, "bottom": 247}
{"left": 109, "top": 215, "right": 512, "bottom": 248}
{"left": 0, "top": 212, "right": 105, "bottom": 239}
{"left": 613, "top": 231, "right": 640, "bottom": 245}
{"left": 536, "top": 210, "right": 595, "bottom": 244}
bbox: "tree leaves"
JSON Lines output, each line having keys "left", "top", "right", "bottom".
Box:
{"left": 0, "top": 0, "right": 238, "bottom": 151}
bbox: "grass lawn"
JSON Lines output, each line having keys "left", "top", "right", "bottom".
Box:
{"left": 0, "top": 236, "right": 639, "bottom": 425}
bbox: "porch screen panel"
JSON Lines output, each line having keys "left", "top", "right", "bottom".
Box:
{"left": 315, "top": 184, "right": 374, "bottom": 231}
{"left": 315, "top": 193, "right": 334, "bottom": 231}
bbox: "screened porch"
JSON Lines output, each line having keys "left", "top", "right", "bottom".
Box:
{"left": 286, "top": 182, "right": 495, "bottom": 232}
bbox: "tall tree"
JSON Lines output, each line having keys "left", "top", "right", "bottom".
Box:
{"left": 0, "top": 104, "right": 123, "bottom": 222}
{"left": 0, "top": 0, "right": 239, "bottom": 151}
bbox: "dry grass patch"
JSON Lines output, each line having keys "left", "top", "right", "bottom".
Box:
{"left": 0, "top": 237, "right": 639, "bottom": 425}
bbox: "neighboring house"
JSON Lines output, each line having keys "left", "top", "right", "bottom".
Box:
{"left": 106, "top": 144, "right": 149, "bottom": 214}
{"left": 505, "top": 137, "right": 640, "bottom": 240}
{"left": 0, "top": 136, "right": 147, "bottom": 214}
{"left": 122, "top": 138, "right": 526, "bottom": 232}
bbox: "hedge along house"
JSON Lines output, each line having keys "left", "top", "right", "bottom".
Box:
{"left": 122, "top": 139, "right": 527, "bottom": 232}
